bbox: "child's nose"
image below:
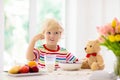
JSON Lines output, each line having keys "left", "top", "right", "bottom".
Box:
{"left": 50, "top": 33, "right": 55, "bottom": 37}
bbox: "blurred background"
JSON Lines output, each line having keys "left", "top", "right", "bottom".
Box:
{"left": 0, "top": 0, "right": 120, "bottom": 72}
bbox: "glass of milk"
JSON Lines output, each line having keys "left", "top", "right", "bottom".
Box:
{"left": 44, "top": 54, "right": 56, "bottom": 72}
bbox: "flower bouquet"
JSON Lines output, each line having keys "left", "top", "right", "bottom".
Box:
{"left": 97, "top": 18, "right": 120, "bottom": 77}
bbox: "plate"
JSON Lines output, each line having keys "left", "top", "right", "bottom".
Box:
{"left": 8, "top": 71, "right": 46, "bottom": 77}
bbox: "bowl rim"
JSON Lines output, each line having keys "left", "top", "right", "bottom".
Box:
{"left": 59, "top": 61, "right": 82, "bottom": 64}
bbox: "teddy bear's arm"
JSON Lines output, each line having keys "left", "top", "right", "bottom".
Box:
{"left": 81, "top": 58, "right": 91, "bottom": 69}
{"left": 96, "top": 54, "right": 104, "bottom": 65}
{"left": 96, "top": 54, "right": 105, "bottom": 70}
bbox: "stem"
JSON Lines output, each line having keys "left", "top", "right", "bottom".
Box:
{"left": 114, "top": 56, "right": 120, "bottom": 77}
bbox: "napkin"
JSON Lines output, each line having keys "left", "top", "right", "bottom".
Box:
{"left": 89, "top": 71, "right": 116, "bottom": 80}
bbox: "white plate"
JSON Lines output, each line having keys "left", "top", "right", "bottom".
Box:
{"left": 8, "top": 71, "right": 46, "bottom": 77}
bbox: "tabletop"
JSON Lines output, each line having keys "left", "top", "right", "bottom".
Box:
{"left": 1, "top": 69, "right": 117, "bottom": 80}
{"left": 1, "top": 69, "right": 94, "bottom": 80}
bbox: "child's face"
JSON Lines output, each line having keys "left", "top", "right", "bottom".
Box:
{"left": 44, "top": 28, "right": 61, "bottom": 46}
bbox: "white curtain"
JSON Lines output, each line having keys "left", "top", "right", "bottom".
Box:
{"left": 29, "top": 0, "right": 37, "bottom": 40}
{"left": 0, "top": 0, "right": 4, "bottom": 72}
{"left": 65, "top": 0, "right": 120, "bottom": 72}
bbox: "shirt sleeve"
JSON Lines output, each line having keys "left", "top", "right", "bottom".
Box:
{"left": 66, "top": 53, "right": 79, "bottom": 62}
{"left": 33, "top": 48, "right": 40, "bottom": 61}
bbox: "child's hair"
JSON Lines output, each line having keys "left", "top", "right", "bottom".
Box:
{"left": 41, "top": 18, "right": 64, "bottom": 34}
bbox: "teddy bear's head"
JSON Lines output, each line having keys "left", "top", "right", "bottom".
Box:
{"left": 84, "top": 40, "right": 100, "bottom": 54}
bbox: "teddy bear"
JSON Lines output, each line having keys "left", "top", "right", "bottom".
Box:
{"left": 81, "top": 40, "right": 104, "bottom": 71}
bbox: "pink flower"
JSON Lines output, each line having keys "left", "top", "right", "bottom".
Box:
{"left": 97, "top": 23, "right": 115, "bottom": 36}
{"left": 97, "top": 26, "right": 106, "bottom": 36}
{"left": 97, "top": 36, "right": 105, "bottom": 43}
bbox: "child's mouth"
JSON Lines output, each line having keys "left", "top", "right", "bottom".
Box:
{"left": 50, "top": 39, "right": 54, "bottom": 41}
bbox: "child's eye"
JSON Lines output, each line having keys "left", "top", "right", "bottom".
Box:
{"left": 47, "top": 32, "right": 51, "bottom": 34}
{"left": 54, "top": 32, "right": 59, "bottom": 34}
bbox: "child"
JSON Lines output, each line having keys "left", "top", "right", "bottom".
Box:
{"left": 26, "top": 18, "right": 78, "bottom": 68}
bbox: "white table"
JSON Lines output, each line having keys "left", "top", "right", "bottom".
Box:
{"left": 1, "top": 69, "right": 93, "bottom": 80}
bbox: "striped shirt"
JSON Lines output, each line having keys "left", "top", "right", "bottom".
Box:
{"left": 33, "top": 44, "right": 78, "bottom": 68}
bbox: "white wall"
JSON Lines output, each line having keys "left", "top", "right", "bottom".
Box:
{"left": 65, "top": 0, "right": 104, "bottom": 57}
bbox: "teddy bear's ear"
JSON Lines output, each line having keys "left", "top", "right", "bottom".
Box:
{"left": 95, "top": 39, "right": 100, "bottom": 44}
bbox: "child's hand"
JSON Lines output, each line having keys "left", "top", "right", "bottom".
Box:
{"left": 32, "top": 33, "right": 44, "bottom": 42}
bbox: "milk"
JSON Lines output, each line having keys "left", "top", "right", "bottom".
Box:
{"left": 44, "top": 54, "right": 56, "bottom": 72}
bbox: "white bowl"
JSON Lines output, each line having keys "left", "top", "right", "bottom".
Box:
{"left": 59, "top": 62, "right": 82, "bottom": 71}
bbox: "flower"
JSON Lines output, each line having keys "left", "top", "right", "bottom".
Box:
{"left": 97, "top": 18, "right": 120, "bottom": 56}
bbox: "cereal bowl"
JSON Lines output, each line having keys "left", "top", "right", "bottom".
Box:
{"left": 59, "top": 62, "right": 82, "bottom": 71}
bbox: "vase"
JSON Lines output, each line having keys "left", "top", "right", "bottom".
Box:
{"left": 114, "top": 56, "right": 120, "bottom": 79}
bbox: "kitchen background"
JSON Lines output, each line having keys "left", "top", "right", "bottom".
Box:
{"left": 0, "top": 0, "right": 120, "bottom": 72}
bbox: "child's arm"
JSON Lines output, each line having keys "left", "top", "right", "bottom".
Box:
{"left": 66, "top": 53, "right": 79, "bottom": 63}
{"left": 26, "top": 33, "right": 44, "bottom": 61}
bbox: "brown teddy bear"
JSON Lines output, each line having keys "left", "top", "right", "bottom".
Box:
{"left": 81, "top": 40, "right": 104, "bottom": 71}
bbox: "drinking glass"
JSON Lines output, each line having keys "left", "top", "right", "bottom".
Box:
{"left": 44, "top": 54, "right": 56, "bottom": 72}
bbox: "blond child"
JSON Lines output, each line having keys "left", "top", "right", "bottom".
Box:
{"left": 26, "top": 18, "right": 78, "bottom": 68}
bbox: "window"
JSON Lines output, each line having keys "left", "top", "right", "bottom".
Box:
{"left": 4, "top": 0, "right": 29, "bottom": 70}
{"left": 3, "top": 0, "right": 65, "bottom": 71}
